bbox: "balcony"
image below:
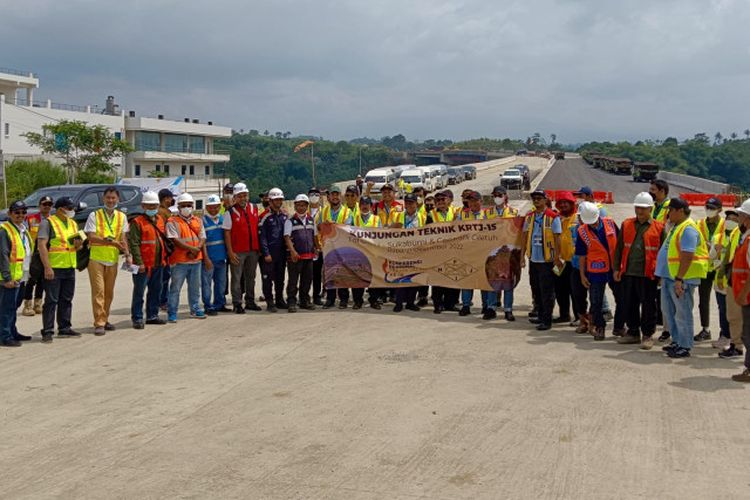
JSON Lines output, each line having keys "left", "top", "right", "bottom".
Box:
{"left": 128, "top": 149, "right": 230, "bottom": 163}
{"left": 125, "top": 116, "right": 231, "bottom": 137}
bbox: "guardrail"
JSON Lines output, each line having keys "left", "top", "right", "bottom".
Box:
{"left": 0, "top": 67, "right": 34, "bottom": 78}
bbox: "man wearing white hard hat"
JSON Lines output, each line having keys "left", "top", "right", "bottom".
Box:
{"left": 284, "top": 194, "right": 319, "bottom": 312}
{"left": 729, "top": 199, "right": 750, "bottom": 382}
{"left": 259, "top": 188, "right": 289, "bottom": 312}
{"left": 575, "top": 201, "right": 619, "bottom": 341}
{"left": 223, "top": 182, "right": 262, "bottom": 314}
{"left": 202, "top": 195, "right": 229, "bottom": 316}
{"left": 612, "top": 192, "right": 664, "bottom": 349}
{"left": 166, "top": 192, "right": 208, "bottom": 322}
{"left": 128, "top": 191, "right": 168, "bottom": 329}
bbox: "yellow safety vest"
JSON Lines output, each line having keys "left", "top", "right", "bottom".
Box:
{"left": 485, "top": 205, "right": 519, "bottom": 219}
{"left": 1, "top": 222, "right": 26, "bottom": 281}
{"left": 345, "top": 204, "right": 361, "bottom": 220}
{"left": 393, "top": 211, "right": 426, "bottom": 228}
{"left": 525, "top": 211, "right": 557, "bottom": 263}
{"left": 557, "top": 214, "right": 578, "bottom": 262}
{"left": 89, "top": 209, "right": 126, "bottom": 264}
{"left": 666, "top": 218, "right": 709, "bottom": 280}
{"left": 353, "top": 213, "right": 381, "bottom": 228}
{"left": 716, "top": 226, "right": 742, "bottom": 289}
{"left": 652, "top": 199, "right": 670, "bottom": 224}
{"left": 697, "top": 217, "right": 727, "bottom": 249}
{"left": 47, "top": 215, "right": 78, "bottom": 269}
{"left": 430, "top": 209, "right": 455, "bottom": 223}
{"left": 459, "top": 210, "right": 487, "bottom": 221}
{"left": 320, "top": 205, "right": 351, "bottom": 224}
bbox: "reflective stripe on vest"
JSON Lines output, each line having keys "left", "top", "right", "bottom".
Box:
{"left": 619, "top": 217, "right": 663, "bottom": 279}
{"left": 89, "top": 209, "right": 125, "bottom": 264}
{"left": 394, "top": 211, "right": 426, "bottom": 228}
{"left": 485, "top": 205, "right": 518, "bottom": 219}
{"left": 321, "top": 205, "right": 351, "bottom": 224}
{"left": 578, "top": 218, "right": 617, "bottom": 274}
{"left": 430, "top": 209, "right": 454, "bottom": 223}
{"left": 460, "top": 209, "right": 487, "bottom": 221}
{"left": 134, "top": 215, "right": 165, "bottom": 268}
{"left": 47, "top": 215, "right": 77, "bottom": 269}
{"left": 1, "top": 222, "right": 26, "bottom": 281}
{"left": 168, "top": 216, "right": 203, "bottom": 265}
{"left": 666, "top": 218, "right": 709, "bottom": 280}
{"left": 651, "top": 199, "right": 670, "bottom": 223}
{"left": 353, "top": 213, "right": 381, "bottom": 227}
{"left": 732, "top": 233, "right": 750, "bottom": 303}
{"left": 525, "top": 211, "right": 557, "bottom": 262}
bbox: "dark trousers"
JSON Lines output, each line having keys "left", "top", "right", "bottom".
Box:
{"left": 366, "top": 288, "right": 383, "bottom": 305}
{"left": 612, "top": 280, "right": 625, "bottom": 330}
{"left": 287, "top": 259, "right": 313, "bottom": 306}
{"left": 554, "top": 262, "right": 573, "bottom": 319}
{"left": 261, "top": 252, "right": 286, "bottom": 305}
{"left": 529, "top": 262, "right": 555, "bottom": 325}
{"left": 742, "top": 305, "right": 750, "bottom": 369}
{"left": 444, "top": 288, "right": 460, "bottom": 309}
{"left": 570, "top": 266, "right": 588, "bottom": 317}
{"left": 716, "top": 292, "right": 730, "bottom": 338}
{"left": 0, "top": 283, "right": 21, "bottom": 341}
{"left": 589, "top": 280, "right": 609, "bottom": 328}
{"left": 160, "top": 264, "right": 170, "bottom": 307}
{"left": 326, "top": 288, "right": 350, "bottom": 303}
{"left": 23, "top": 266, "right": 44, "bottom": 300}
{"left": 131, "top": 266, "right": 163, "bottom": 322}
{"left": 352, "top": 288, "right": 365, "bottom": 304}
{"left": 312, "top": 256, "right": 324, "bottom": 301}
{"left": 699, "top": 271, "right": 716, "bottom": 328}
{"left": 417, "top": 286, "right": 429, "bottom": 300}
{"left": 431, "top": 286, "right": 450, "bottom": 310}
{"left": 42, "top": 268, "right": 75, "bottom": 334}
{"left": 620, "top": 275, "right": 658, "bottom": 336}
{"left": 396, "top": 287, "right": 418, "bottom": 306}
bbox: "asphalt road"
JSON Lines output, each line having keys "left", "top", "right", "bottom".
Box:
{"left": 538, "top": 156, "right": 693, "bottom": 202}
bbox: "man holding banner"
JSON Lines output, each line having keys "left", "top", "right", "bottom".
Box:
{"left": 390, "top": 193, "right": 427, "bottom": 312}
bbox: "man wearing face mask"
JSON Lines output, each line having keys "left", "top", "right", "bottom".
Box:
{"left": 318, "top": 186, "right": 353, "bottom": 309}
{"left": 220, "top": 183, "right": 234, "bottom": 215}
{"left": 259, "top": 188, "right": 289, "bottom": 312}
{"left": 308, "top": 187, "right": 325, "bottom": 305}
{"left": 715, "top": 209, "right": 743, "bottom": 356}
{"left": 37, "top": 197, "right": 83, "bottom": 343}
{"left": 459, "top": 191, "right": 497, "bottom": 319}
{"left": 0, "top": 200, "right": 33, "bottom": 346}
{"left": 158, "top": 189, "right": 175, "bottom": 311}
{"left": 166, "top": 193, "right": 208, "bottom": 322}
{"left": 429, "top": 191, "right": 457, "bottom": 314}
{"left": 128, "top": 191, "right": 168, "bottom": 329}
{"left": 223, "top": 182, "right": 262, "bottom": 314}
{"left": 485, "top": 186, "right": 520, "bottom": 321}
{"left": 694, "top": 197, "right": 726, "bottom": 342}
{"left": 353, "top": 197, "right": 383, "bottom": 309}
{"left": 85, "top": 186, "right": 130, "bottom": 336}
{"left": 22, "top": 195, "right": 53, "bottom": 317}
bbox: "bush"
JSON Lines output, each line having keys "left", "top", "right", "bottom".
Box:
{"left": 2, "top": 159, "right": 67, "bottom": 207}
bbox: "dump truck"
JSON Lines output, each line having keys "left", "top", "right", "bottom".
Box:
{"left": 633, "top": 162, "right": 659, "bottom": 182}
{"left": 553, "top": 151, "right": 565, "bottom": 160}
{"left": 610, "top": 157, "right": 633, "bottom": 175}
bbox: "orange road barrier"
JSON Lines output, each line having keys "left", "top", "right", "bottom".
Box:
{"left": 679, "top": 193, "right": 737, "bottom": 207}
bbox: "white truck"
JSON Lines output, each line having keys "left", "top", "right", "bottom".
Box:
{"left": 400, "top": 168, "right": 429, "bottom": 192}
{"left": 365, "top": 168, "right": 397, "bottom": 194}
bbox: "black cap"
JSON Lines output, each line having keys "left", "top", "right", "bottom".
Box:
{"left": 413, "top": 186, "right": 425, "bottom": 193}
{"left": 705, "top": 197, "right": 722, "bottom": 209}
{"left": 668, "top": 197, "right": 689, "bottom": 210}
{"left": 9, "top": 200, "right": 27, "bottom": 212}
{"left": 345, "top": 184, "right": 358, "bottom": 194}
{"left": 467, "top": 191, "right": 481, "bottom": 201}
{"left": 359, "top": 196, "right": 373, "bottom": 205}
{"left": 404, "top": 193, "right": 418, "bottom": 203}
{"left": 530, "top": 189, "right": 547, "bottom": 199}
{"left": 329, "top": 185, "right": 342, "bottom": 193}
{"left": 574, "top": 186, "right": 593, "bottom": 196}
{"left": 492, "top": 185, "right": 507, "bottom": 195}
{"left": 223, "top": 183, "right": 234, "bottom": 194}
{"left": 441, "top": 189, "right": 454, "bottom": 199}
{"left": 380, "top": 183, "right": 394, "bottom": 191}
{"left": 54, "top": 197, "right": 76, "bottom": 209}
{"left": 434, "top": 191, "right": 447, "bottom": 199}
{"left": 39, "top": 195, "right": 53, "bottom": 205}
{"left": 158, "top": 188, "right": 174, "bottom": 200}
{"left": 308, "top": 187, "right": 321, "bottom": 194}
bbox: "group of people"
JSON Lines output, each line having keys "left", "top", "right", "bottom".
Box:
{"left": 1, "top": 177, "right": 749, "bottom": 383}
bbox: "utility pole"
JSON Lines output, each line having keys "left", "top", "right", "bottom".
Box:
{"left": 311, "top": 143, "right": 316, "bottom": 187}
{"left": 0, "top": 149, "right": 6, "bottom": 208}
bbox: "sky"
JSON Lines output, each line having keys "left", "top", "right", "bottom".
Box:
{"left": 3, "top": 0, "right": 750, "bottom": 144}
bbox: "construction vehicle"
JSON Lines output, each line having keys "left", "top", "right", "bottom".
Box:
{"left": 633, "top": 162, "right": 659, "bottom": 182}
{"left": 553, "top": 151, "right": 565, "bottom": 160}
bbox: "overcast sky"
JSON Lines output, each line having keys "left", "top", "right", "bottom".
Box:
{"left": 3, "top": 0, "right": 750, "bottom": 143}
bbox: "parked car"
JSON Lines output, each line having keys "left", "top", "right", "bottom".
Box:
{"left": 447, "top": 167, "right": 463, "bottom": 185}
{"left": 513, "top": 164, "right": 531, "bottom": 190}
{"left": 399, "top": 169, "right": 429, "bottom": 191}
{"left": 461, "top": 165, "right": 477, "bottom": 180}
{"left": 500, "top": 169, "right": 524, "bottom": 190}
{"left": 0, "top": 184, "right": 143, "bottom": 225}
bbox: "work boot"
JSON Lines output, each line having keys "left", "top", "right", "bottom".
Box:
{"left": 267, "top": 304, "right": 278, "bottom": 313}
{"left": 370, "top": 301, "right": 382, "bottom": 310}
{"left": 41, "top": 332, "right": 53, "bottom": 343}
{"left": 731, "top": 369, "right": 750, "bottom": 383}
{"left": 1, "top": 338, "right": 21, "bottom": 347}
{"left": 505, "top": 311, "right": 515, "bottom": 321}
{"left": 14, "top": 333, "right": 31, "bottom": 341}
{"left": 22, "top": 300, "right": 35, "bottom": 317}
{"left": 338, "top": 301, "right": 348, "bottom": 310}
{"left": 322, "top": 300, "right": 335, "bottom": 309}
{"left": 393, "top": 303, "right": 403, "bottom": 313}
{"left": 694, "top": 329, "right": 711, "bottom": 342}
{"left": 287, "top": 304, "right": 297, "bottom": 313}
{"left": 301, "top": 303, "right": 316, "bottom": 310}
{"left": 245, "top": 302, "right": 262, "bottom": 311}
{"left": 405, "top": 303, "right": 420, "bottom": 312}
{"left": 576, "top": 314, "right": 591, "bottom": 334}
{"left": 58, "top": 329, "right": 82, "bottom": 337}
{"left": 33, "top": 298, "right": 43, "bottom": 314}
{"left": 233, "top": 304, "right": 246, "bottom": 314}
{"left": 459, "top": 306, "right": 471, "bottom": 316}
{"left": 313, "top": 297, "right": 324, "bottom": 306}
{"left": 593, "top": 326, "right": 605, "bottom": 341}
{"left": 276, "top": 300, "right": 288, "bottom": 310}
{"left": 482, "top": 309, "right": 497, "bottom": 320}
{"left": 352, "top": 301, "right": 363, "bottom": 310}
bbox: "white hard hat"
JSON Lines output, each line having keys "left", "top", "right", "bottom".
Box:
{"left": 578, "top": 201, "right": 600, "bottom": 225}
{"left": 294, "top": 194, "right": 310, "bottom": 204}
{"left": 177, "top": 193, "right": 194, "bottom": 204}
{"left": 737, "top": 199, "right": 750, "bottom": 216}
{"left": 206, "top": 194, "right": 221, "bottom": 206}
{"left": 268, "top": 188, "right": 284, "bottom": 200}
{"left": 142, "top": 191, "right": 159, "bottom": 205}
{"left": 633, "top": 192, "right": 654, "bottom": 208}
{"left": 233, "top": 182, "right": 249, "bottom": 195}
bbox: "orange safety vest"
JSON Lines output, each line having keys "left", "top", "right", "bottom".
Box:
{"left": 168, "top": 215, "right": 203, "bottom": 265}
{"left": 577, "top": 217, "right": 618, "bottom": 274}
{"left": 732, "top": 233, "right": 750, "bottom": 304}
{"left": 619, "top": 218, "right": 664, "bottom": 279}
{"left": 133, "top": 215, "right": 166, "bottom": 268}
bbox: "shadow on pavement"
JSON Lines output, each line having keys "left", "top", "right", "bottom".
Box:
{"left": 668, "top": 375, "right": 746, "bottom": 393}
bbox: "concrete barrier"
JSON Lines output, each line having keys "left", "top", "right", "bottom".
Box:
{"left": 657, "top": 171, "right": 729, "bottom": 194}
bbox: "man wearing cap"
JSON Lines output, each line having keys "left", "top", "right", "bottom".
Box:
{"left": 576, "top": 202, "right": 619, "bottom": 341}
{"left": 552, "top": 191, "right": 577, "bottom": 326}
{"left": 391, "top": 193, "right": 427, "bottom": 312}
{"left": 486, "top": 186, "right": 520, "bottom": 320}
{"left": 729, "top": 199, "right": 750, "bottom": 382}
{"left": 22, "top": 195, "right": 53, "bottom": 317}
{"left": 158, "top": 188, "right": 175, "bottom": 310}
{"left": 202, "top": 195, "right": 228, "bottom": 316}
{"left": 167, "top": 193, "right": 208, "bottom": 322}
{"left": 284, "top": 194, "right": 318, "bottom": 312}
{"left": 85, "top": 186, "right": 131, "bottom": 336}
{"left": 457, "top": 191, "right": 497, "bottom": 319}
{"left": 657, "top": 197, "right": 709, "bottom": 358}
{"left": 343, "top": 185, "right": 361, "bottom": 220}
{"left": 574, "top": 186, "right": 607, "bottom": 218}
{"left": 0, "top": 200, "right": 32, "bottom": 346}
{"left": 368, "top": 182, "right": 402, "bottom": 227}
{"left": 318, "top": 186, "right": 353, "bottom": 309}
{"left": 223, "top": 182, "right": 262, "bottom": 314}
{"left": 128, "top": 191, "right": 168, "bottom": 329}
{"left": 521, "top": 190, "right": 563, "bottom": 330}
{"left": 353, "top": 196, "right": 383, "bottom": 309}
{"left": 308, "top": 187, "right": 325, "bottom": 305}
{"left": 694, "top": 197, "right": 726, "bottom": 342}
{"left": 36, "top": 197, "right": 83, "bottom": 343}
{"left": 649, "top": 180, "right": 671, "bottom": 225}
{"left": 429, "top": 191, "right": 456, "bottom": 314}
{"left": 613, "top": 192, "right": 664, "bottom": 349}
{"left": 715, "top": 209, "right": 743, "bottom": 357}
{"left": 259, "top": 188, "right": 289, "bottom": 312}
{"left": 220, "top": 183, "right": 234, "bottom": 215}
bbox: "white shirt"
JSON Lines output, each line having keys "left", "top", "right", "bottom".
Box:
{"left": 84, "top": 208, "right": 130, "bottom": 266}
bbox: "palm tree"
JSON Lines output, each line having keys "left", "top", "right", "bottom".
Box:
{"left": 744, "top": 129, "right": 750, "bottom": 140}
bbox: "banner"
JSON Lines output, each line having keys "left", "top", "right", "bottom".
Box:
{"left": 321, "top": 218, "right": 524, "bottom": 291}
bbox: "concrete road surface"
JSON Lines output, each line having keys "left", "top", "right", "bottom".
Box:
{"left": 0, "top": 161, "right": 745, "bottom": 499}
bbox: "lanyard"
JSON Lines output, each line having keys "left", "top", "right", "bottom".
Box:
{"left": 102, "top": 209, "right": 117, "bottom": 235}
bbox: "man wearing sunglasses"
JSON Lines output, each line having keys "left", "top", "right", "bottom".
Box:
{"left": 0, "top": 201, "right": 33, "bottom": 346}
{"left": 22, "top": 195, "right": 53, "bottom": 317}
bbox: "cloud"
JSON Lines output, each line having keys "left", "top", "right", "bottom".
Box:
{"left": 2, "top": 0, "right": 750, "bottom": 142}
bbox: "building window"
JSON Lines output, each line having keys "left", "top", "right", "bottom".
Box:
{"left": 164, "top": 164, "right": 170, "bottom": 175}
{"left": 189, "top": 165, "right": 194, "bottom": 175}
{"left": 181, "top": 165, "right": 186, "bottom": 175}
{"left": 3, "top": 123, "right": 9, "bottom": 137}
{"left": 165, "top": 133, "right": 188, "bottom": 153}
{"left": 196, "top": 200, "right": 203, "bottom": 210}
{"left": 155, "top": 164, "right": 161, "bottom": 172}
{"left": 134, "top": 164, "right": 141, "bottom": 177}
{"left": 204, "top": 165, "right": 210, "bottom": 176}
{"left": 134, "top": 131, "right": 160, "bottom": 151}
{"left": 189, "top": 136, "right": 205, "bottom": 153}
{"left": 114, "top": 132, "right": 122, "bottom": 140}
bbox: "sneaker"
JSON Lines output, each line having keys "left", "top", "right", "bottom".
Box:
{"left": 1, "top": 338, "right": 21, "bottom": 347}
{"left": 662, "top": 342, "right": 678, "bottom": 352}
{"left": 505, "top": 312, "right": 516, "bottom": 322}
{"left": 712, "top": 337, "right": 731, "bottom": 350}
{"left": 640, "top": 336, "right": 654, "bottom": 350}
{"left": 417, "top": 297, "right": 429, "bottom": 307}
{"left": 287, "top": 304, "right": 297, "bottom": 313}
{"left": 206, "top": 309, "right": 218, "bottom": 317}
{"left": 233, "top": 304, "right": 246, "bottom": 314}
{"left": 552, "top": 316, "right": 571, "bottom": 324}
{"left": 694, "top": 329, "right": 711, "bottom": 342}
{"left": 658, "top": 332, "right": 671, "bottom": 343}
{"left": 94, "top": 327, "right": 106, "bottom": 336}
{"left": 536, "top": 323, "right": 551, "bottom": 331}
{"left": 617, "top": 334, "right": 640, "bottom": 345}
{"left": 132, "top": 322, "right": 145, "bottom": 330}
{"left": 104, "top": 322, "right": 116, "bottom": 331}
{"left": 719, "top": 345, "right": 744, "bottom": 358}
{"left": 393, "top": 304, "right": 403, "bottom": 313}
{"left": 482, "top": 309, "right": 497, "bottom": 320}
{"left": 59, "top": 329, "right": 82, "bottom": 337}
{"left": 145, "top": 318, "right": 167, "bottom": 325}
{"left": 612, "top": 328, "right": 626, "bottom": 337}
{"left": 459, "top": 306, "right": 471, "bottom": 317}
{"left": 191, "top": 310, "right": 207, "bottom": 319}
{"left": 322, "top": 300, "right": 335, "bottom": 309}
{"left": 352, "top": 301, "right": 363, "bottom": 310}
{"left": 667, "top": 347, "right": 691, "bottom": 358}
{"left": 731, "top": 369, "right": 750, "bottom": 382}
{"left": 168, "top": 315, "right": 177, "bottom": 323}
{"left": 405, "top": 304, "right": 420, "bottom": 312}
{"left": 41, "top": 333, "right": 54, "bottom": 343}
{"left": 245, "top": 302, "right": 262, "bottom": 311}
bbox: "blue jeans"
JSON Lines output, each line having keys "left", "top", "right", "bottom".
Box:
{"left": 168, "top": 263, "right": 202, "bottom": 318}
{"left": 589, "top": 280, "right": 609, "bottom": 328}
{"left": 661, "top": 278, "right": 696, "bottom": 349}
{"left": 131, "top": 266, "right": 163, "bottom": 322}
{"left": 461, "top": 290, "right": 497, "bottom": 310}
{"left": 498, "top": 289, "right": 514, "bottom": 312}
{"left": 160, "top": 264, "right": 170, "bottom": 307}
{"left": 716, "top": 292, "right": 730, "bottom": 339}
{"left": 202, "top": 259, "right": 227, "bottom": 311}
{"left": 0, "top": 284, "right": 21, "bottom": 341}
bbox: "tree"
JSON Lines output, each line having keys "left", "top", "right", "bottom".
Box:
{"left": 714, "top": 132, "right": 723, "bottom": 145}
{"left": 731, "top": 132, "right": 738, "bottom": 141}
{"left": 744, "top": 129, "right": 750, "bottom": 140}
{"left": 550, "top": 133, "right": 557, "bottom": 145}
{"left": 23, "top": 120, "right": 132, "bottom": 184}
{"left": 1, "top": 159, "right": 67, "bottom": 207}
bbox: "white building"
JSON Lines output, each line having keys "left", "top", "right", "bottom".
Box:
{"left": 0, "top": 66, "right": 232, "bottom": 209}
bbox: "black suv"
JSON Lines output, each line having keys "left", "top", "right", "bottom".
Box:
{"left": 1, "top": 184, "right": 143, "bottom": 225}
